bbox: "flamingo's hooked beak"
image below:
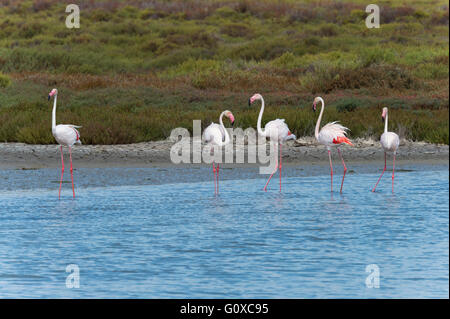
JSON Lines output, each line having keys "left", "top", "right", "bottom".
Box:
{"left": 229, "top": 114, "right": 235, "bottom": 127}
{"left": 312, "top": 102, "right": 316, "bottom": 112}
{"left": 48, "top": 90, "right": 56, "bottom": 101}
{"left": 248, "top": 99, "right": 251, "bottom": 107}
{"left": 381, "top": 115, "right": 385, "bottom": 123}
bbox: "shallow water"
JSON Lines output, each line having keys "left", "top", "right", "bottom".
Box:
{"left": 0, "top": 163, "right": 448, "bottom": 298}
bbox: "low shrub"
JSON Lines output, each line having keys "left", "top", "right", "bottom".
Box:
{"left": 316, "top": 24, "right": 338, "bottom": 37}
{"left": 349, "top": 9, "right": 366, "bottom": 23}
{"left": 335, "top": 99, "right": 358, "bottom": 112}
{"left": 303, "top": 36, "right": 321, "bottom": 47}
{"left": 146, "top": 48, "right": 211, "bottom": 69}
{"left": 381, "top": 6, "right": 415, "bottom": 23}
{"left": 271, "top": 52, "right": 298, "bottom": 69}
{"left": 412, "top": 98, "right": 448, "bottom": 110}
{"left": 0, "top": 72, "right": 11, "bottom": 88}
{"left": 17, "top": 22, "right": 45, "bottom": 39}
{"left": 377, "top": 98, "right": 409, "bottom": 110}
{"left": 220, "top": 23, "right": 253, "bottom": 38}
{"left": 89, "top": 9, "right": 113, "bottom": 22}
{"left": 305, "top": 64, "right": 418, "bottom": 93}
{"left": 229, "top": 38, "right": 290, "bottom": 60}
{"left": 32, "top": 0, "right": 54, "bottom": 12}
{"left": 106, "top": 22, "right": 147, "bottom": 36}
{"left": 413, "top": 63, "right": 449, "bottom": 80}
{"left": 214, "top": 6, "right": 238, "bottom": 19}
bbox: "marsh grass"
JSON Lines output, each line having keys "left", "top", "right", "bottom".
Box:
{"left": 0, "top": 82, "right": 448, "bottom": 144}
{"left": 0, "top": 0, "right": 448, "bottom": 144}
{"left": 0, "top": 72, "right": 11, "bottom": 88}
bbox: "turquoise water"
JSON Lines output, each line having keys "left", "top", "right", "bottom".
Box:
{"left": 0, "top": 163, "right": 448, "bottom": 298}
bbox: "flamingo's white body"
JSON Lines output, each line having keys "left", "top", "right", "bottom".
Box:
{"left": 203, "top": 110, "right": 235, "bottom": 194}
{"left": 48, "top": 88, "right": 81, "bottom": 199}
{"left": 380, "top": 132, "right": 400, "bottom": 154}
{"left": 260, "top": 119, "right": 294, "bottom": 144}
{"left": 53, "top": 125, "right": 81, "bottom": 147}
{"left": 313, "top": 97, "right": 353, "bottom": 193}
{"left": 372, "top": 107, "right": 399, "bottom": 193}
{"left": 249, "top": 93, "right": 296, "bottom": 192}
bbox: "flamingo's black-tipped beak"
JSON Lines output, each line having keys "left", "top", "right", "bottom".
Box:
{"left": 312, "top": 103, "right": 316, "bottom": 112}
{"left": 381, "top": 115, "right": 385, "bottom": 123}
{"left": 48, "top": 95, "right": 51, "bottom": 101}
{"left": 231, "top": 121, "right": 235, "bottom": 127}
{"left": 248, "top": 99, "right": 252, "bottom": 107}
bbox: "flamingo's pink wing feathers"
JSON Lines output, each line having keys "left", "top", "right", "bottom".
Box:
{"left": 319, "top": 122, "right": 353, "bottom": 146}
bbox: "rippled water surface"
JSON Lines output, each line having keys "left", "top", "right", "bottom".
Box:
{"left": 0, "top": 163, "right": 448, "bottom": 298}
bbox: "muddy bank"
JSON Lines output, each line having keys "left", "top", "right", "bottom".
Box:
{"left": 0, "top": 138, "right": 448, "bottom": 169}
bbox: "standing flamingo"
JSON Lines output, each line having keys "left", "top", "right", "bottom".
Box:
{"left": 48, "top": 88, "right": 82, "bottom": 199}
{"left": 203, "top": 110, "right": 235, "bottom": 195}
{"left": 249, "top": 93, "right": 296, "bottom": 192}
{"left": 313, "top": 97, "right": 353, "bottom": 193}
{"left": 372, "top": 107, "right": 399, "bottom": 193}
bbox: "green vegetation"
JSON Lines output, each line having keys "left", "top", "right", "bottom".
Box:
{"left": 0, "top": 72, "right": 11, "bottom": 88}
{"left": 0, "top": 0, "right": 448, "bottom": 144}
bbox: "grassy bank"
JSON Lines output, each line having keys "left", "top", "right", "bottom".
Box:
{"left": 0, "top": 0, "right": 448, "bottom": 144}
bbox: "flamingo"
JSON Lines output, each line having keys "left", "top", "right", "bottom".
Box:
{"left": 313, "top": 97, "right": 353, "bottom": 193}
{"left": 203, "top": 110, "right": 235, "bottom": 195}
{"left": 372, "top": 107, "right": 399, "bottom": 193}
{"left": 249, "top": 93, "right": 296, "bottom": 192}
{"left": 48, "top": 88, "right": 82, "bottom": 199}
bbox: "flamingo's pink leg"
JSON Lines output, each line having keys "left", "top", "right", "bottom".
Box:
{"left": 279, "top": 143, "right": 282, "bottom": 192}
{"left": 263, "top": 170, "right": 276, "bottom": 192}
{"left": 328, "top": 150, "right": 333, "bottom": 192}
{"left": 58, "top": 146, "right": 64, "bottom": 200}
{"left": 337, "top": 148, "right": 347, "bottom": 193}
{"left": 392, "top": 153, "right": 396, "bottom": 193}
{"left": 212, "top": 162, "right": 217, "bottom": 194}
{"left": 372, "top": 152, "right": 386, "bottom": 192}
{"left": 263, "top": 144, "right": 278, "bottom": 192}
{"left": 69, "top": 147, "right": 75, "bottom": 198}
{"left": 217, "top": 163, "right": 220, "bottom": 194}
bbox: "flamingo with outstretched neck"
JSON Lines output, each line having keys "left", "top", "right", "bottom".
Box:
{"left": 249, "top": 93, "right": 296, "bottom": 192}
{"left": 372, "top": 107, "right": 399, "bottom": 193}
{"left": 313, "top": 97, "right": 353, "bottom": 193}
{"left": 48, "top": 88, "right": 82, "bottom": 199}
{"left": 203, "top": 110, "right": 235, "bottom": 194}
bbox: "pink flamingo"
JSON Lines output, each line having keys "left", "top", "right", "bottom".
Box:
{"left": 48, "top": 88, "right": 82, "bottom": 199}
{"left": 372, "top": 107, "right": 400, "bottom": 193}
{"left": 313, "top": 97, "right": 353, "bottom": 193}
{"left": 203, "top": 110, "right": 235, "bottom": 195}
{"left": 249, "top": 93, "right": 296, "bottom": 192}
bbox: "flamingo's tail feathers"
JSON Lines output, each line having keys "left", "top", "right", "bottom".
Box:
{"left": 69, "top": 126, "right": 82, "bottom": 144}
{"left": 333, "top": 136, "right": 353, "bottom": 146}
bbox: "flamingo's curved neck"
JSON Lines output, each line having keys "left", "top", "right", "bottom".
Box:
{"left": 257, "top": 97, "right": 266, "bottom": 137}
{"left": 315, "top": 97, "right": 325, "bottom": 140}
{"left": 384, "top": 111, "right": 388, "bottom": 133}
{"left": 52, "top": 95, "right": 57, "bottom": 132}
{"left": 218, "top": 111, "right": 230, "bottom": 146}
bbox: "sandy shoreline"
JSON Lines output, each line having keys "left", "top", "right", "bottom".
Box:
{"left": 0, "top": 138, "right": 448, "bottom": 169}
